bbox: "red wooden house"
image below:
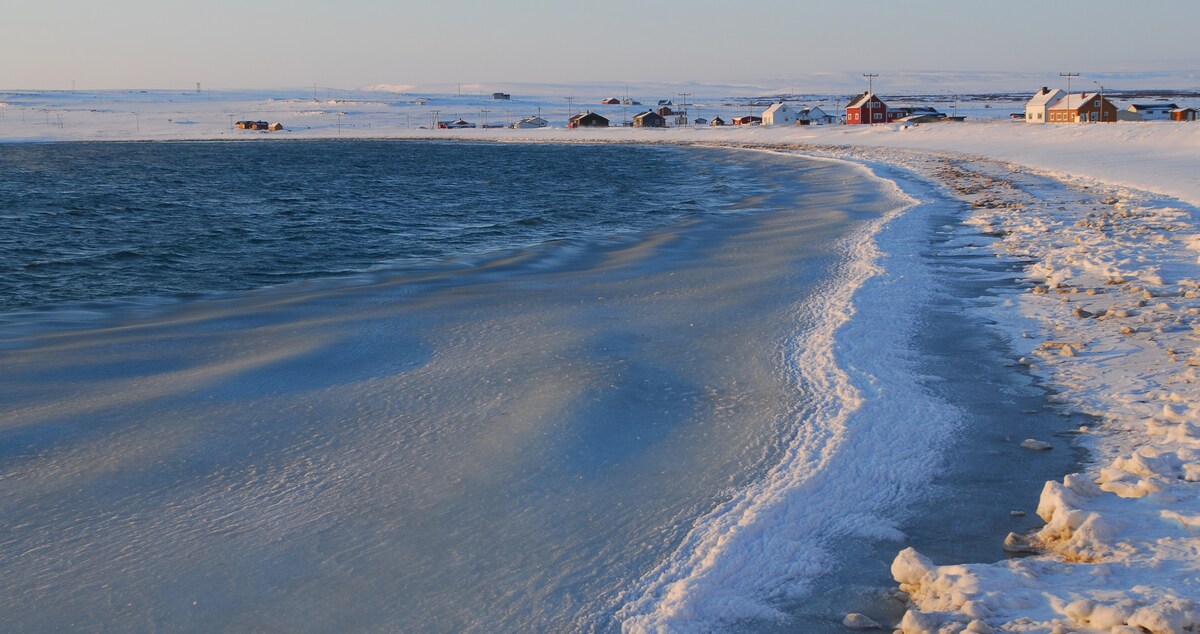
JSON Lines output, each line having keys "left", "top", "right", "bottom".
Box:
{"left": 845, "top": 92, "right": 895, "bottom": 124}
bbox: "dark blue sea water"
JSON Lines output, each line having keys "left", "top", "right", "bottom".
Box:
{"left": 0, "top": 140, "right": 760, "bottom": 312}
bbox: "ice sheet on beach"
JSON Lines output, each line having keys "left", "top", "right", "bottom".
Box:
{"left": 861, "top": 149, "right": 1200, "bottom": 633}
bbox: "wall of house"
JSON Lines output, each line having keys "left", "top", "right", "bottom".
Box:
{"left": 764, "top": 108, "right": 794, "bottom": 126}
{"left": 846, "top": 104, "right": 888, "bottom": 124}
{"left": 1137, "top": 108, "right": 1174, "bottom": 121}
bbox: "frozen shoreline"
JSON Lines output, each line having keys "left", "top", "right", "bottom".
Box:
{"left": 5, "top": 104, "right": 1200, "bottom": 630}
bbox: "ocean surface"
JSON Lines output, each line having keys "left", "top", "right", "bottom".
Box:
{"left": 0, "top": 141, "right": 1074, "bottom": 632}
{"left": 0, "top": 141, "right": 759, "bottom": 313}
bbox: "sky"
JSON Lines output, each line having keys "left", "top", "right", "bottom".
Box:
{"left": 2, "top": 0, "right": 1198, "bottom": 92}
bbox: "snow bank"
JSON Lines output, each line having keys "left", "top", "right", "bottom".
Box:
{"left": 873, "top": 152, "right": 1200, "bottom": 634}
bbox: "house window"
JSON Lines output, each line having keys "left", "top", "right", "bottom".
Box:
{"left": 874, "top": 112, "right": 882, "bottom": 120}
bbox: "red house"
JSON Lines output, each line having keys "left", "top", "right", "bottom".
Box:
{"left": 845, "top": 92, "right": 896, "bottom": 124}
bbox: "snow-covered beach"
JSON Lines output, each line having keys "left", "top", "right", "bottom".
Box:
{"left": 3, "top": 91, "right": 1200, "bottom": 632}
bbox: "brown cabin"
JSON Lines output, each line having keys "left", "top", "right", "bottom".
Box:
{"left": 568, "top": 112, "right": 609, "bottom": 128}
{"left": 633, "top": 111, "right": 666, "bottom": 128}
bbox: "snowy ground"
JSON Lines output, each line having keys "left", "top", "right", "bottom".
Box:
{"left": 4, "top": 90, "right": 1200, "bottom": 632}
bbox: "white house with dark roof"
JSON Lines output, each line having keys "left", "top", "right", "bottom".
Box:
{"left": 1127, "top": 103, "right": 1179, "bottom": 121}
{"left": 762, "top": 103, "right": 796, "bottom": 126}
{"left": 1024, "top": 87, "right": 1065, "bottom": 124}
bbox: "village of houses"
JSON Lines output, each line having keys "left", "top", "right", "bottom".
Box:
{"left": 413, "top": 86, "right": 1197, "bottom": 131}
{"left": 222, "top": 83, "right": 1198, "bottom": 135}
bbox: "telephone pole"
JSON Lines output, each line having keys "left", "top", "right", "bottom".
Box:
{"left": 1060, "top": 73, "right": 1079, "bottom": 120}
{"left": 863, "top": 73, "right": 879, "bottom": 124}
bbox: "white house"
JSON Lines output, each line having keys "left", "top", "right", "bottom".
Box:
{"left": 797, "top": 106, "right": 834, "bottom": 125}
{"left": 510, "top": 116, "right": 548, "bottom": 129}
{"left": 762, "top": 103, "right": 796, "bottom": 126}
{"left": 1024, "top": 86, "right": 1065, "bottom": 124}
{"left": 1126, "top": 103, "right": 1178, "bottom": 121}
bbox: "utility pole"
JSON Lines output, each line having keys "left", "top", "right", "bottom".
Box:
{"left": 863, "top": 73, "right": 878, "bottom": 124}
{"left": 1093, "top": 80, "right": 1105, "bottom": 122}
{"left": 1060, "top": 73, "right": 1079, "bottom": 122}
{"left": 565, "top": 96, "right": 575, "bottom": 127}
{"left": 678, "top": 92, "right": 691, "bottom": 126}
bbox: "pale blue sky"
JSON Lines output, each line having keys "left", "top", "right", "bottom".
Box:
{"left": 2, "top": 0, "right": 1197, "bottom": 90}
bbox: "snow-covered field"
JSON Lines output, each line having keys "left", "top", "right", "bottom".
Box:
{"left": 4, "top": 89, "right": 1200, "bottom": 632}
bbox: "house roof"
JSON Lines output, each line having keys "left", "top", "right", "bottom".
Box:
{"left": 1129, "top": 103, "right": 1179, "bottom": 111}
{"left": 1172, "top": 107, "right": 1197, "bottom": 113}
{"left": 1026, "top": 88, "right": 1065, "bottom": 109}
{"left": 1048, "top": 93, "right": 1106, "bottom": 111}
{"left": 763, "top": 102, "right": 792, "bottom": 115}
{"left": 633, "top": 110, "right": 663, "bottom": 120}
{"left": 846, "top": 92, "right": 884, "bottom": 109}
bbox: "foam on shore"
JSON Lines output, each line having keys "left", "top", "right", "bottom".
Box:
{"left": 617, "top": 157, "right": 964, "bottom": 631}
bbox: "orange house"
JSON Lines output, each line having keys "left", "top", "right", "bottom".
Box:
{"left": 1047, "top": 93, "right": 1118, "bottom": 123}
